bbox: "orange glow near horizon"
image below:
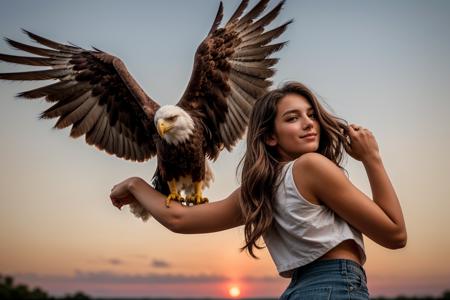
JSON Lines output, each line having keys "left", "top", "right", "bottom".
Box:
{"left": 229, "top": 286, "right": 241, "bottom": 298}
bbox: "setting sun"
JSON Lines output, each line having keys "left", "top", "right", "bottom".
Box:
{"left": 229, "top": 286, "right": 241, "bottom": 298}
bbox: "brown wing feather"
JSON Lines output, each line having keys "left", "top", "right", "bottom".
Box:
{"left": 226, "top": 0, "right": 250, "bottom": 25}
{"left": 0, "top": 30, "right": 160, "bottom": 162}
{"left": 177, "top": 0, "right": 291, "bottom": 157}
{"left": 208, "top": 2, "right": 224, "bottom": 35}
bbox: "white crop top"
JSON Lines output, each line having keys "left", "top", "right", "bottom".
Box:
{"left": 263, "top": 160, "right": 366, "bottom": 278}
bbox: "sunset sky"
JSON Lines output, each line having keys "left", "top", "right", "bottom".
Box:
{"left": 1, "top": 0, "right": 449, "bottom": 298}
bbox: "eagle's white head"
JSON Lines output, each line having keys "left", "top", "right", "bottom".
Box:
{"left": 154, "top": 105, "right": 195, "bottom": 145}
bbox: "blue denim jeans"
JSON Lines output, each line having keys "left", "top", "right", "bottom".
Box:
{"left": 280, "top": 259, "right": 369, "bottom": 299}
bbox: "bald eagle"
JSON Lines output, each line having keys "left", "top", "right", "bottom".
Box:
{"left": 0, "top": 0, "right": 291, "bottom": 220}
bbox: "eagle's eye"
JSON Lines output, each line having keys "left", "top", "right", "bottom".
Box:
{"left": 166, "top": 115, "right": 178, "bottom": 122}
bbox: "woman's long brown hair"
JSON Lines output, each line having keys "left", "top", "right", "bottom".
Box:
{"left": 239, "top": 81, "right": 350, "bottom": 258}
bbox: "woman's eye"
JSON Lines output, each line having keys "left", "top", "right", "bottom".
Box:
{"left": 287, "top": 116, "right": 298, "bottom": 122}
{"left": 308, "top": 113, "right": 316, "bottom": 119}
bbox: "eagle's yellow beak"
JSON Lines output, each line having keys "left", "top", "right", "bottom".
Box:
{"left": 157, "top": 119, "right": 172, "bottom": 137}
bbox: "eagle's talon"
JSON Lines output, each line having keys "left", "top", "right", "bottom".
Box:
{"left": 165, "top": 193, "right": 184, "bottom": 207}
{"left": 185, "top": 195, "right": 194, "bottom": 206}
{"left": 188, "top": 193, "right": 208, "bottom": 205}
{"left": 198, "top": 197, "right": 208, "bottom": 205}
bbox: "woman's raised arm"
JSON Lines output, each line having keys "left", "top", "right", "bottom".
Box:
{"left": 293, "top": 125, "right": 407, "bottom": 249}
{"left": 111, "top": 177, "right": 244, "bottom": 234}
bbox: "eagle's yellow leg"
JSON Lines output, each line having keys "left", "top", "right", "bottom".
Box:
{"left": 166, "top": 179, "right": 183, "bottom": 208}
{"left": 188, "top": 181, "right": 209, "bottom": 205}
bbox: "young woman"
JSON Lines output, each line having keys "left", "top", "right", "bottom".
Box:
{"left": 110, "top": 81, "right": 407, "bottom": 299}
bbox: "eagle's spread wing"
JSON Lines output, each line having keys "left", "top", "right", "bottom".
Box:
{"left": 177, "top": 0, "right": 291, "bottom": 159}
{"left": 0, "top": 30, "right": 160, "bottom": 162}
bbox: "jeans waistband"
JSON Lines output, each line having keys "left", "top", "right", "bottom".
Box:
{"left": 293, "top": 259, "right": 367, "bottom": 281}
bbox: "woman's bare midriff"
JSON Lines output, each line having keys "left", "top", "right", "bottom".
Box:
{"left": 317, "top": 239, "right": 363, "bottom": 266}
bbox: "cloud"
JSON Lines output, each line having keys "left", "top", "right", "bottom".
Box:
{"left": 107, "top": 258, "right": 123, "bottom": 265}
{"left": 242, "top": 275, "right": 286, "bottom": 283}
{"left": 14, "top": 271, "right": 229, "bottom": 285}
{"left": 151, "top": 259, "right": 170, "bottom": 268}
{"left": 12, "top": 270, "right": 288, "bottom": 285}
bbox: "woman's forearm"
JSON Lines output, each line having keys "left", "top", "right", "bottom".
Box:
{"left": 127, "top": 177, "right": 184, "bottom": 232}
{"left": 127, "top": 178, "right": 244, "bottom": 234}
{"left": 363, "top": 155, "right": 407, "bottom": 245}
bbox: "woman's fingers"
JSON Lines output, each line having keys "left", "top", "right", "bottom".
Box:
{"left": 348, "top": 124, "right": 362, "bottom": 132}
{"left": 346, "top": 124, "right": 365, "bottom": 158}
{"left": 350, "top": 124, "right": 373, "bottom": 133}
{"left": 110, "top": 196, "right": 123, "bottom": 210}
{"left": 348, "top": 124, "right": 373, "bottom": 138}
{"left": 345, "top": 123, "right": 380, "bottom": 162}
{"left": 110, "top": 182, "right": 128, "bottom": 198}
{"left": 110, "top": 195, "right": 132, "bottom": 210}
{"left": 110, "top": 177, "right": 140, "bottom": 210}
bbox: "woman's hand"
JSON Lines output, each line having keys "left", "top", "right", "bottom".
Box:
{"left": 110, "top": 177, "right": 140, "bottom": 210}
{"left": 344, "top": 124, "right": 380, "bottom": 163}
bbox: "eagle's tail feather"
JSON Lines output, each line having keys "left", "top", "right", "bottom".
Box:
{"left": 203, "top": 161, "right": 214, "bottom": 189}
{"left": 129, "top": 202, "right": 151, "bottom": 222}
{"left": 151, "top": 168, "right": 170, "bottom": 195}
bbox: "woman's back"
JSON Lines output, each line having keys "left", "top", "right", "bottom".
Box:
{"left": 263, "top": 159, "right": 366, "bottom": 278}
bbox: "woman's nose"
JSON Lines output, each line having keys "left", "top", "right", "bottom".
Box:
{"left": 303, "top": 116, "right": 314, "bottom": 129}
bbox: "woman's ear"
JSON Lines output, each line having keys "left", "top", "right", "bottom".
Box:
{"left": 265, "top": 134, "right": 278, "bottom": 147}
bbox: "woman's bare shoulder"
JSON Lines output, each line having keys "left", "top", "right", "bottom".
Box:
{"left": 293, "top": 152, "right": 349, "bottom": 201}
{"left": 291, "top": 153, "right": 338, "bottom": 205}
{"left": 293, "top": 152, "right": 339, "bottom": 176}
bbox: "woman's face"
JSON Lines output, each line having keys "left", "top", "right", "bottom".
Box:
{"left": 266, "top": 93, "right": 321, "bottom": 161}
